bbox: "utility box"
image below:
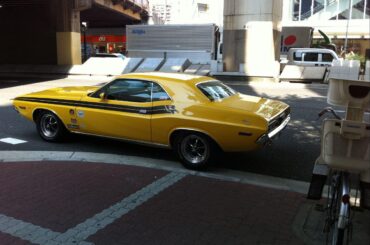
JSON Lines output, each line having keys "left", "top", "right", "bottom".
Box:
{"left": 126, "top": 24, "right": 219, "bottom": 65}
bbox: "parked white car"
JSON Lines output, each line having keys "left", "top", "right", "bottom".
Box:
{"left": 287, "top": 48, "right": 339, "bottom": 67}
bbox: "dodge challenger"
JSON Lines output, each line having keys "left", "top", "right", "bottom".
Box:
{"left": 13, "top": 73, "right": 290, "bottom": 169}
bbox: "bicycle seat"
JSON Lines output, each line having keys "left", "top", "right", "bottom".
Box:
{"left": 321, "top": 119, "right": 370, "bottom": 173}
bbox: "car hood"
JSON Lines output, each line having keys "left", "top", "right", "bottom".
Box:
{"left": 217, "top": 94, "right": 289, "bottom": 121}
{"left": 15, "top": 86, "right": 99, "bottom": 101}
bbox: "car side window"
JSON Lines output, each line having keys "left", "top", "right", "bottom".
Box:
{"left": 322, "top": 53, "right": 334, "bottom": 62}
{"left": 293, "top": 51, "right": 302, "bottom": 61}
{"left": 152, "top": 83, "right": 171, "bottom": 102}
{"left": 303, "top": 52, "right": 319, "bottom": 62}
{"left": 105, "top": 79, "right": 151, "bottom": 103}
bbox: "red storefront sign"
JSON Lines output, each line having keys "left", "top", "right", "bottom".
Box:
{"left": 82, "top": 35, "right": 126, "bottom": 43}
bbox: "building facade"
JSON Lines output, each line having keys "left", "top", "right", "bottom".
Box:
{"left": 282, "top": 0, "right": 370, "bottom": 55}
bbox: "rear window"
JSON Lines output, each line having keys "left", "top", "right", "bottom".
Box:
{"left": 197, "top": 81, "right": 236, "bottom": 101}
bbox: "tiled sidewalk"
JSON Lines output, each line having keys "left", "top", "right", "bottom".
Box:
{"left": 0, "top": 161, "right": 369, "bottom": 245}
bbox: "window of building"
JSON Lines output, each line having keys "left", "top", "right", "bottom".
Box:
{"left": 291, "top": 0, "right": 370, "bottom": 21}
{"left": 197, "top": 3, "right": 208, "bottom": 12}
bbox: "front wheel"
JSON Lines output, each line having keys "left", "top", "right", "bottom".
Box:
{"left": 36, "top": 111, "right": 67, "bottom": 142}
{"left": 174, "top": 132, "right": 215, "bottom": 170}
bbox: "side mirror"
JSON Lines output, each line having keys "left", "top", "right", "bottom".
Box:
{"left": 99, "top": 92, "right": 106, "bottom": 100}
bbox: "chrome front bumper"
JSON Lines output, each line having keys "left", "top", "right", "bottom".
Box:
{"left": 256, "top": 115, "right": 291, "bottom": 145}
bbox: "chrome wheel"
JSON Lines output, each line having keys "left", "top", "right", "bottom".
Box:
{"left": 180, "top": 134, "right": 209, "bottom": 165}
{"left": 36, "top": 111, "right": 67, "bottom": 142}
{"left": 40, "top": 113, "right": 59, "bottom": 138}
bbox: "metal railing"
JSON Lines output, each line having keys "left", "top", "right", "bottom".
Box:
{"left": 296, "top": 0, "right": 339, "bottom": 20}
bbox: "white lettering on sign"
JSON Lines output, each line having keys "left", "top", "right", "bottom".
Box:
{"left": 99, "top": 36, "right": 106, "bottom": 42}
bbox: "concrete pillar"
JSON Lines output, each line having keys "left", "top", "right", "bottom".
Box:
{"left": 223, "top": 0, "right": 283, "bottom": 77}
{"left": 55, "top": 0, "right": 82, "bottom": 65}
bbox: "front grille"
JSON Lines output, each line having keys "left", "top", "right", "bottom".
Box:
{"left": 268, "top": 107, "right": 290, "bottom": 133}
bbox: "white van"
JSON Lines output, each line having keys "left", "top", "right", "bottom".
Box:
{"left": 287, "top": 48, "right": 339, "bottom": 67}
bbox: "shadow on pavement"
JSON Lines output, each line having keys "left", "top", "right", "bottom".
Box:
{"left": 0, "top": 76, "right": 67, "bottom": 89}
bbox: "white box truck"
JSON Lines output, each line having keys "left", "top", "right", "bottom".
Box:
{"left": 126, "top": 24, "right": 220, "bottom": 65}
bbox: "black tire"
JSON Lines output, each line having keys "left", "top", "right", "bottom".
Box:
{"left": 36, "top": 111, "right": 67, "bottom": 142}
{"left": 173, "top": 132, "right": 215, "bottom": 170}
{"left": 328, "top": 173, "right": 349, "bottom": 245}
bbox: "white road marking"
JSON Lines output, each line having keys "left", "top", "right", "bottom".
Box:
{"left": 0, "top": 171, "right": 186, "bottom": 245}
{"left": 61, "top": 171, "right": 187, "bottom": 243}
{"left": 0, "top": 137, "right": 27, "bottom": 145}
{"left": 0, "top": 214, "right": 64, "bottom": 245}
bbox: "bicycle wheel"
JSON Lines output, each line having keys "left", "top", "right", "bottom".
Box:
{"left": 326, "top": 171, "right": 341, "bottom": 245}
{"left": 327, "top": 172, "right": 350, "bottom": 245}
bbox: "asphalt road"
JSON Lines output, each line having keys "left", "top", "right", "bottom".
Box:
{"left": 0, "top": 76, "right": 341, "bottom": 182}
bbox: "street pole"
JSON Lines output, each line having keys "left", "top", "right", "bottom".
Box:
{"left": 81, "top": 22, "right": 88, "bottom": 63}
{"left": 83, "top": 30, "right": 87, "bottom": 62}
{"left": 344, "top": 0, "right": 353, "bottom": 53}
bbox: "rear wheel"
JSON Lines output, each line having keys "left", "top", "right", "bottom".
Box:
{"left": 327, "top": 172, "right": 350, "bottom": 245}
{"left": 174, "top": 132, "right": 215, "bottom": 170}
{"left": 36, "top": 111, "right": 67, "bottom": 142}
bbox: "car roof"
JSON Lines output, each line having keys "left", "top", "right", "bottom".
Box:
{"left": 116, "top": 72, "right": 212, "bottom": 85}
{"left": 289, "top": 48, "right": 335, "bottom": 53}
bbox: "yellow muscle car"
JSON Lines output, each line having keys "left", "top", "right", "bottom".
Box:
{"left": 13, "top": 73, "right": 290, "bottom": 169}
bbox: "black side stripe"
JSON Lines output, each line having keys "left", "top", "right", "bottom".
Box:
{"left": 15, "top": 97, "right": 177, "bottom": 115}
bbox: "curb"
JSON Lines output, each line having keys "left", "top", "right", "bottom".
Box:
{"left": 0, "top": 150, "right": 310, "bottom": 195}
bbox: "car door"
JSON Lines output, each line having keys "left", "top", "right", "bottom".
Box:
{"left": 76, "top": 79, "right": 152, "bottom": 142}
{"left": 302, "top": 52, "right": 319, "bottom": 67}
{"left": 320, "top": 52, "right": 335, "bottom": 67}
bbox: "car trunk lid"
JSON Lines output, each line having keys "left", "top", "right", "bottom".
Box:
{"left": 217, "top": 94, "right": 289, "bottom": 121}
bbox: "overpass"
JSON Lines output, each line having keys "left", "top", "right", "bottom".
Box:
{"left": 0, "top": 0, "right": 148, "bottom": 65}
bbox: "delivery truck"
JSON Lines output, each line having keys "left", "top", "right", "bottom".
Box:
{"left": 126, "top": 24, "right": 220, "bottom": 65}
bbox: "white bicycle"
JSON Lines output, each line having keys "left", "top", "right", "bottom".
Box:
{"left": 307, "top": 79, "right": 370, "bottom": 245}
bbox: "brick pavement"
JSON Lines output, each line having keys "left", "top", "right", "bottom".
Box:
{"left": 88, "top": 175, "right": 305, "bottom": 245}
{"left": 0, "top": 161, "right": 369, "bottom": 245}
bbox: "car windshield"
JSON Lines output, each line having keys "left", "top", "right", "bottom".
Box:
{"left": 197, "top": 81, "right": 236, "bottom": 101}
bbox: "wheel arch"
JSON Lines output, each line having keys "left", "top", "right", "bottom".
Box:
{"left": 33, "top": 108, "right": 58, "bottom": 121}
{"left": 32, "top": 108, "right": 69, "bottom": 131}
{"left": 169, "top": 128, "right": 223, "bottom": 151}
